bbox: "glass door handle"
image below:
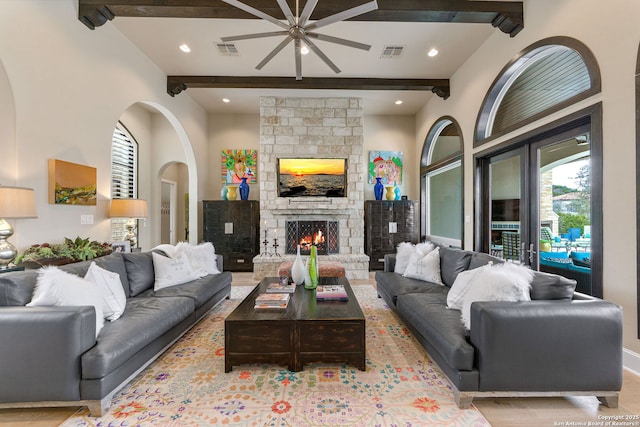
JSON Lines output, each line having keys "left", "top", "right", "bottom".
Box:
{"left": 527, "top": 243, "right": 537, "bottom": 263}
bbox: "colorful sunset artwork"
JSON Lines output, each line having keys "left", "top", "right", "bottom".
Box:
{"left": 48, "top": 159, "right": 97, "bottom": 205}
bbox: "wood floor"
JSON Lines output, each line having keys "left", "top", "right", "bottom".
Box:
{"left": 2, "top": 272, "right": 639, "bottom": 427}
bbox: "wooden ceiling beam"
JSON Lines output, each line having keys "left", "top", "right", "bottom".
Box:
{"left": 79, "top": 0, "right": 523, "bottom": 36}
{"left": 167, "top": 76, "right": 451, "bottom": 99}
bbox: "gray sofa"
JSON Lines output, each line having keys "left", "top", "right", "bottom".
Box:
{"left": 0, "top": 250, "right": 232, "bottom": 416}
{"left": 375, "top": 246, "right": 623, "bottom": 408}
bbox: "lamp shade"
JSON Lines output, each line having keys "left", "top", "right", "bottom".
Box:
{"left": 109, "top": 199, "right": 148, "bottom": 218}
{"left": 0, "top": 186, "right": 37, "bottom": 218}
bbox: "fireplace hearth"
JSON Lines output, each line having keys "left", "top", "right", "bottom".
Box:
{"left": 286, "top": 221, "right": 339, "bottom": 255}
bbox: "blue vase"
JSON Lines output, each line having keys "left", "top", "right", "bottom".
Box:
{"left": 221, "top": 186, "right": 228, "bottom": 200}
{"left": 374, "top": 177, "right": 384, "bottom": 200}
{"left": 394, "top": 184, "right": 401, "bottom": 200}
{"left": 239, "top": 177, "right": 250, "bottom": 200}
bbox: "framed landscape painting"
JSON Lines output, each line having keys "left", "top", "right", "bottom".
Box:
{"left": 48, "top": 159, "right": 97, "bottom": 205}
{"left": 221, "top": 149, "right": 257, "bottom": 184}
{"left": 368, "top": 151, "right": 403, "bottom": 185}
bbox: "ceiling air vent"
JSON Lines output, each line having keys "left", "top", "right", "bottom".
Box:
{"left": 381, "top": 45, "right": 404, "bottom": 59}
{"left": 216, "top": 43, "right": 239, "bottom": 56}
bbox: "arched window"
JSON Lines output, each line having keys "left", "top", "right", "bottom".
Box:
{"left": 111, "top": 122, "right": 138, "bottom": 241}
{"left": 420, "top": 117, "right": 463, "bottom": 247}
{"left": 474, "top": 37, "right": 603, "bottom": 297}
{"left": 475, "top": 37, "right": 600, "bottom": 146}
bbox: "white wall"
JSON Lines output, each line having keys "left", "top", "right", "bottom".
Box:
{"left": 207, "top": 114, "right": 261, "bottom": 202}
{"left": 0, "top": 0, "right": 208, "bottom": 250}
{"left": 364, "top": 115, "right": 417, "bottom": 200}
{"left": 416, "top": 0, "right": 640, "bottom": 356}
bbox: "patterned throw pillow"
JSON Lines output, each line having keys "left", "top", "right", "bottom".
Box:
{"left": 152, "top": 252, "right": 199, "bottom": 291}
{"left": 403, "top": 247, "right": 443, "bottom": 284}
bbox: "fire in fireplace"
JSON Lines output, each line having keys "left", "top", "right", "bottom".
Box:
{"left": 286, "top": 221, "right": 339, "bottom": 255}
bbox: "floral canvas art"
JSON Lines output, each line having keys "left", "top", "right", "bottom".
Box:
{"left": 221, "top": 149, "right": 257, "bottom": 184}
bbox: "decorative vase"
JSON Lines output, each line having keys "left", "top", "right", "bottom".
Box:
{"left": 291, "top": 245, "right": 306, "bottom": 286}
{"left": 226, "top": 185, "right": 238, "bottom": 200}
{"left": 374, "top": 177, "right": 384, "bottom": 200}
{"left": 239, "top": 177, "right": 250, "bottom": 201}
{"left": 385, "top": 186, "right": 395, "bottom": 200}
{"left": 305, "top": 245, "right": 319, "bottom": 290}
{"left": 220, "top": 186, "right": 228, "bottom": 200}
{"left": 394, "top": 184, "right": 401, "bottom": 200}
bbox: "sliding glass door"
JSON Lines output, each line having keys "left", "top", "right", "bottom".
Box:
{"left": 478, "top": 124, "right": 598, "bottom": 296}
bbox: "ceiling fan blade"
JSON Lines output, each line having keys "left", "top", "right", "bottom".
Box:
{"left": 221, "top": 31, "right": 288, "bottom": 42}
{"left": 276, "top": 0, "right": 296, "bottom": 26}
{"left": 256, "top": 37, "right": 293, "bottom": 70}
{"left": 305, "top": 0, "right": 378, "bottom": 31}
{"left": 298, "top": 0, "right": 319, "bottom": 27}
{"left": 306, "top": 32, "right": 371, "bottom": 51}
{"left": 221, "top": 0, "right": 290, "bottom": 30}
{"left": 294, "top": 38, "right": 302, "bottom": 80}
{"left": 303, "top": 36, "right": 341, "bottom": 74}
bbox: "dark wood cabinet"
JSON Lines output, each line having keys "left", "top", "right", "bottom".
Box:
{"left": 202, "top": 200, "right": 259, "bottom": 272}
{"left": 364, "top": 200, "right": 419, "bottom": 270}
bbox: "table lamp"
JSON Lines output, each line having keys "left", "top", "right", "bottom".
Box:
{"left": 109, "top": 198, "right": 148, "bottom": 249}
{"left": 0, "top": 186, "right": 37, "bottom": 269}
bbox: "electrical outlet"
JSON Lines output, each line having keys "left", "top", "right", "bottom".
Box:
{"left": 388, "top": 222, "right": 398, "bottom": 233}
{"left": 80, "top": 214, "right": 94, "bottom": 225}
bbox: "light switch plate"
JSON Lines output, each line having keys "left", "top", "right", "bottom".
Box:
{"left": 224, "top": 222, "right": 233, "bottom": 234}
{"left": 80, "top": 215, "right": 94, "bottom": 225}
{"left": 389, "top": 222, "right": 398, "bottom": 233}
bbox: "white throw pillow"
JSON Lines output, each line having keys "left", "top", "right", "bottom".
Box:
{"left": 394, "top": 242, "right": 416, "bottom": 275}
{"left": 460, "top": 262, "right": 534, "bottom": 330}
{"left": 446, "top": 263, "right": 493, "bottom": 310}
{"left": 151, "top": 244, "right": 177, "bottom": 258}
{"left": 175, "top": 241, "right": 220, "bottom": 277}
{"left": 415, "top": 241, "right": 436, "bottom": 257}
{"left": 84, "top": 262, "right": 126, "bottom": 321}
{"left": 403, "top": 247, "right": 443, "bottom": 284}
{"left": 152, "top": 252, "right": 199, "bottom": 291}
{"left": 27, "top": 266, "right": 105, "bottom": 338}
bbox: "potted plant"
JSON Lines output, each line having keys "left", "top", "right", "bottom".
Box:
{"left": 15, "top": 236, "right": 113, "bottom": 268}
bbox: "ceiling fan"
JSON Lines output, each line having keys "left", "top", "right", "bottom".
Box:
{"left": 220, "top": 0, "right": 378, "bottom": 80}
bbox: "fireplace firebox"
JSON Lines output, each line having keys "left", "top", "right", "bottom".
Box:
{"left": 286, "top": 221, "right": 339, "bottom": 255}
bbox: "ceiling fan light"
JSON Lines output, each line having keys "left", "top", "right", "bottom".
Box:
{"left": 300, "top": 45, "right": 310, "bottom": 55}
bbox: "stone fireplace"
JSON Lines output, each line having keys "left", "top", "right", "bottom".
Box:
{"left": 252, "top": 96, "right": 369, "bottom": 280}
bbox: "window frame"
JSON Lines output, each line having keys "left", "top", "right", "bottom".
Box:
{"left": 474, "top": 36, "right": 601, "bottom": 147}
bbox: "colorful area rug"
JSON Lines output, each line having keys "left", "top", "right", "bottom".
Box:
{"left": 62, "top": 285, "right": 490, "bottom": 426}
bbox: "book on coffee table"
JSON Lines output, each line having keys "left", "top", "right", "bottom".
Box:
{"left": 255, "top": 293, "right": 290, "bottom": 309}
{"left": 316, "top": 285, "right": 348, "bottom": 301}
{"left": 266, "top": 282, "right": 296, "bottom": 294}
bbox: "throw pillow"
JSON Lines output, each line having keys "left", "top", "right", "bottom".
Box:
{"left": 27, "top": 266, "right": 105, "bottom": 338}
{"left": 403, "top": 247, "right": 443, "bottom": 284}
{"left": 394, "top": 242, "right": 416, "bottom": 275}
{"left": 460, "top": 262, "right": 534, "bottom": 330}
{"left": 175, "top": 241, "right": 220, "bottom": 277}
{"left": 84, "top": 262, "right": 126, "bottom": 321}
{"left": 151, "top": 243, "right": 178, "bottom": 258}
{"left": 415, "top": 241, "right": 436, "bottom": 257}
{"left": 152, "top": 251, "right": 199, "bottom": 291}
{"left": 446, "top": 264, "right": 491, "bottom": 310}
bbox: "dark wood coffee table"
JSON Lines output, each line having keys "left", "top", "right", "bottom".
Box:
{"left": 225, "top": 276, "right": 365, "bottom": 372}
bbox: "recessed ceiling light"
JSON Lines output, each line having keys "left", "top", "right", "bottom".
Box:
{"left": 300, "top": 45, "right": 310, "bottom": 55}
{"left": 179, "top": 44, "right": 191, "bottom": 53}
{"left": 222, "top": 98, "right": 230, "bottom": 103}
{"left": 427, "top": 48, "right": 439, "bottom": 57}
{"left": 395, "top": 100, "right": 403, "bottom": 105}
